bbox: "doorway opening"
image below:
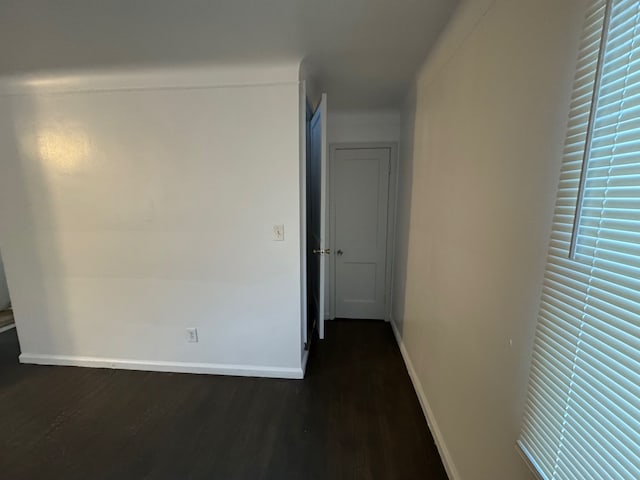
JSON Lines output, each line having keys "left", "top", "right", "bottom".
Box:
{"left": 0, "top": 250, "right": 14, "bottom": 334}
{"left": 304, "top": 133, "right": 398, "bottom": 350}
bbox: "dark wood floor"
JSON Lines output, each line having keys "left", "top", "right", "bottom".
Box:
{"left": 0, "top": 320, "right": 448, "bottom": 480}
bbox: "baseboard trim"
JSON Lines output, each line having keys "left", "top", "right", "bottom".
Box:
{"left": 19, "top": 353, "right": 304, "bottom": 379}
{"left": 390, "top": 319, "right": 461, "bottom": 480}
{"left": 0, "top": 323, "right": 16, "bottom": 334}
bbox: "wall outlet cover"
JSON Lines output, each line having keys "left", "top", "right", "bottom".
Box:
{"left": 186, "top": 327, "right": 198, "bottom": 343}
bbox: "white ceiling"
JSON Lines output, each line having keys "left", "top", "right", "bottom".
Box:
{"left": 0, "top": 0, "right": 459, "bottom": 110}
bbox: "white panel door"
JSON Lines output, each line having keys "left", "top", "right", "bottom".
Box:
{"left": 308, "top": 94, "right": 328, "bottom": 339}
{"left": 333, "top": 147, "right": 390, "bottom": 319}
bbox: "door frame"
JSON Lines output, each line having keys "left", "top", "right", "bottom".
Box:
{"left": 327, "top": 142, "right": 399, "bottom": 322}
{"left": 299, "top": 80, "right": 309, "bottom": 367}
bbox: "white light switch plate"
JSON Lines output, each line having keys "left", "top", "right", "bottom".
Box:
{"left": 273, "top": 224, "right": 285, "bottom": 241}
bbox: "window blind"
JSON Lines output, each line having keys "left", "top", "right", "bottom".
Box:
{"left": 519, "top": 0, "right": 640, "bottom": 479}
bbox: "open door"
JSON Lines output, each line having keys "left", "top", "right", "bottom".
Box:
{"left": 307, "top": 93, "right": 328, "bottom": 342}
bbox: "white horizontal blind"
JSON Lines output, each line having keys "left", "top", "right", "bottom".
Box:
{"left": 519, "top": 0, "right": 640, "bottom": 479}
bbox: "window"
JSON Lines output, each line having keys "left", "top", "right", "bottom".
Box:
{"left": 519, "top": 0, "right": 640, "bottom": 479}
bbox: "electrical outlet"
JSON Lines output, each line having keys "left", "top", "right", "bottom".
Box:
{"left": 186, "top": 327, "right": 198, "bottom": 343}
{"left": 273, "top": 224, "right": 285, "bottom": 241}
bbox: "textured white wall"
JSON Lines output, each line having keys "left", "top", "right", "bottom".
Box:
{"left": 0, "top": 65, "right": 304, "bottom": 377}
{"left": 392, "top": 0, "right": 588, "bottom": 478}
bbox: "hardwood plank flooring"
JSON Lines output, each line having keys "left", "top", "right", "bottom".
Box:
{"left": 0, "top": 320, "right": 448, "bottom": 480}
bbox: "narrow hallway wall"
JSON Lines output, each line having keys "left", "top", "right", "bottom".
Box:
{"left": 392, "top": 0, "right": 589, "bottom": 478}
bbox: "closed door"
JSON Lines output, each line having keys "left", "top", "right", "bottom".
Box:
{"left": 332, "top": 147, "right": 390, "bottom": 320}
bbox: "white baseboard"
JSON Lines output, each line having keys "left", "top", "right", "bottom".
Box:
{"left": 0, "top": 323, "right": 16, "bottom": 334}
{"left": 390, "top": 319, "right": 461, "bottom": 480}
{"left": 19, "top": 353, "right": 304, "bottom": 379}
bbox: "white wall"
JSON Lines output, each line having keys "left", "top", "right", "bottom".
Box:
{"left": 0, "top": 64, "right": 305, "bottom": 378}
{"left": 0, "top": 252, "right": 10, "bottom": 309}
{"left": 392, "top": 0, "right": 588, "bottom": 479}
{"left": 327, "top": 111, "right": 401, "bottom": 145}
